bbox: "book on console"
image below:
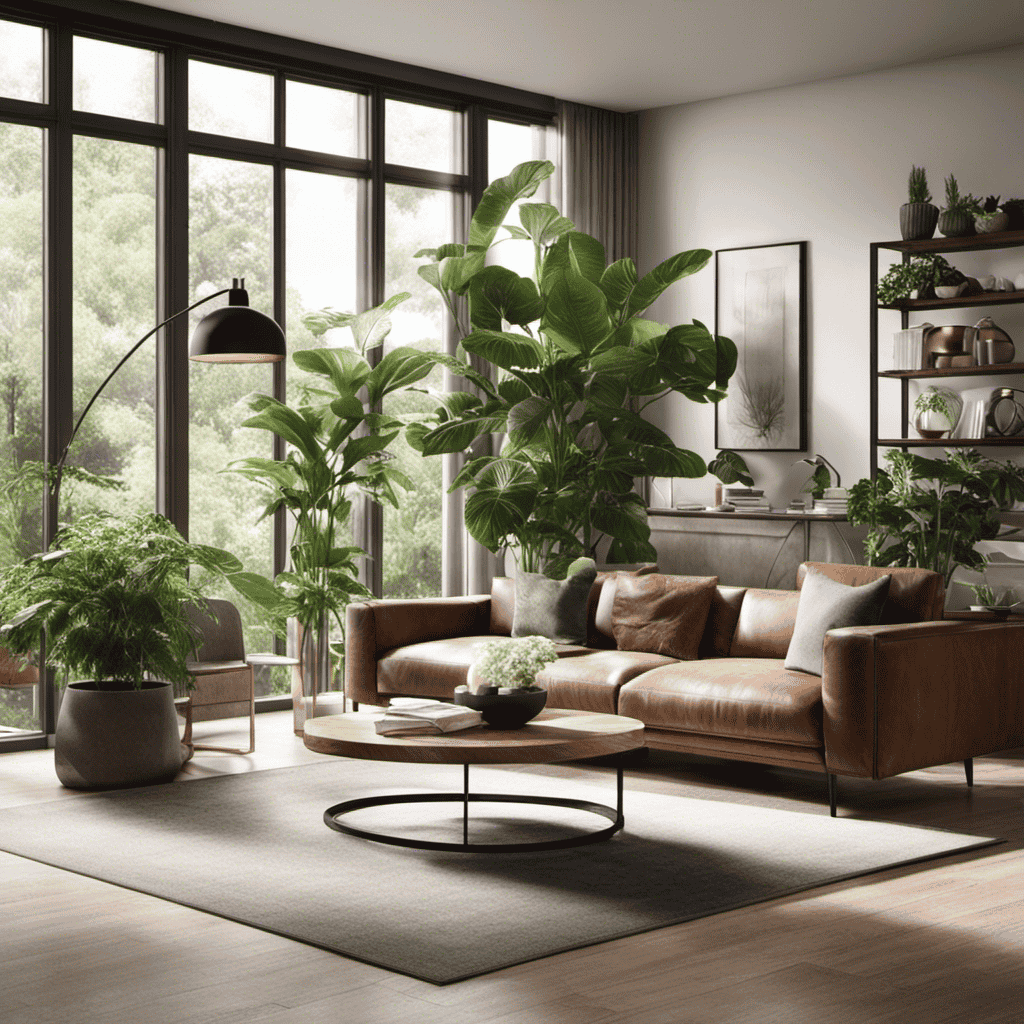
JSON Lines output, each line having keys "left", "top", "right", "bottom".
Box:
{"left": 374, "top": 698, "right": 483, "bottom": 735}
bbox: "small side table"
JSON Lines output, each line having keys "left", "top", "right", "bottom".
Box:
{"left": 247, "top": 652, "right": 301, "bottom": 702}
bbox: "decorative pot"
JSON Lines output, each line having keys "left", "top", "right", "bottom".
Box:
{"left": 938, "top": 209, "right": 975, "bottom": 237}
{"left": 974, "top": 211, "right": 1009, "bottom": 234}
{"left": 55, "top": 680, "right": 184, "bottom": 789}
{"left": 899, "top": 202, "right": 939, "bottom": 241}
{"left": 967, "top": 317, "right": 1014, "bottom": 365}
{"left": 934, "top": 282, "right": 968, "bottom": 299}
{"left": 913, "top": 385, "right": 962, "bottom": 439}
{"left": 454, "top": 686, "right": 547, "bottom": 729}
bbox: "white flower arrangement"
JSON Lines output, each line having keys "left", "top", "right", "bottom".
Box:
{"left": 472, "top": 635, "right": 558, "bottom": 690}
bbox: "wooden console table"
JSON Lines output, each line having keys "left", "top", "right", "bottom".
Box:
{"left": 646, "top": 509, "right": 867, "bottom": 589}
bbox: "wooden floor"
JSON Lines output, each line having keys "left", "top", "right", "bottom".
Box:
{"left": 2, "top": 710, "right": 1024, "bottom": 1024}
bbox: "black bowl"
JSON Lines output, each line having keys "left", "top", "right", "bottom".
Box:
{"left": 454, "top": 687, "right": 547, "bottom": 729}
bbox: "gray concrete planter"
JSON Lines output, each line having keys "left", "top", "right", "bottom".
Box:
{"left": 55, "top": 680, "right": 184, "bottom": 789}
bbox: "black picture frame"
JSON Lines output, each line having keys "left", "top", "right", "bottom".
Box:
{"left": 714, "top": 241, "right": 807, "bottom": 452}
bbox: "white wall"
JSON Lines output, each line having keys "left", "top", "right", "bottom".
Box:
{"left": 638, "top": 44, "right": 1024, "bottom": 510}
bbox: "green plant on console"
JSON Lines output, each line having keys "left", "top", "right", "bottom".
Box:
{"left": 0, "top": 512, "right": 261, "bottom": 690}
{"left": 410, "top": 160, "right": 737, "bottom": 576}
{"left": 708, "top": 450, "right": 754, "bottom": 487}
{"left": 226, "top": 296, "right": 438, "bottom": 655}
{"left": 877, "top": 254, "right": 966, "bottom": 304}
{"left": 847, "top": 449, "right": 1024, "bottom": 586}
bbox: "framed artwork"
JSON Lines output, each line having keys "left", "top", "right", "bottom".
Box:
{"left": 714, "top": 241, "right": 807, "bottom": 451}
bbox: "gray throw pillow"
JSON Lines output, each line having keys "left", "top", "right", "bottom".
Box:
{"left": 784, "top": 569, "right": 891, "bottom": 676}
{"left": 512, "top": 557, "right": 598, "bottom": 645}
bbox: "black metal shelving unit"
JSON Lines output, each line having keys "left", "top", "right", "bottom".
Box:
{"left": 869, "top": 228, "right": 1024, "bottom": 476}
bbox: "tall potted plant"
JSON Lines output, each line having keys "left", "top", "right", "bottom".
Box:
{"left": 409, "top": 160, "right": 737, "bottom": 576}
{"left": 899, "top": 165, "right": 939, "bottom": 241}
{"left": 847, "top": 449, "right": 1024, "bottom": 588}
{"left": 0, "top": 512, "right": 264, "bottom": 788}
{"left": 227, "top": 296, "right": 438, "bottom": 730}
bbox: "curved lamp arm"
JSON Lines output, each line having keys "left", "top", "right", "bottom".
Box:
{"left": 797, "top": 454, "right": 841, "bottom": 488}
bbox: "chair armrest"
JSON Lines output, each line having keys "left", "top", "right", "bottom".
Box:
{"left": 822, "top": 620, "right": 1024, "bottom": 778}
{"left": 344, "top": 596, "right": 492, "bottom": 707}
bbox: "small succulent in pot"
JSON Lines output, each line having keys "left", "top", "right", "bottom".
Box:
{"left": 468, "top": 635, "right": 558, "bottom": 693}
{"left": 938, "top": 174, "right": 978, "bottom": 237}
{"left": 899, "top": 165, "right": 939, "bottom": 241}
{"left": 999, "top": 198, "right": 1024, "bottom": 231}
{"left": 972, "top": 195, "right": 1010, "bottom": 234}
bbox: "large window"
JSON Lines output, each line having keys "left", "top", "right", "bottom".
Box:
{"left": 0, "top": 7, "right": 555, "bottom": 740}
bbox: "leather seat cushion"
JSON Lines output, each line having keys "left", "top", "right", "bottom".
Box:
{"left": 618, "top": 657, "right": 824, "bottom": 748}
{"left": 538, "top": 650, "right": 678, "bottom": 714}
{"left": 377, "top": 637, "right": 591, "bottom": 696}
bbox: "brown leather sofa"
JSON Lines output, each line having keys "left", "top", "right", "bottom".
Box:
{"left": 345, "top": 562, "right": 1024, "bottom": 814}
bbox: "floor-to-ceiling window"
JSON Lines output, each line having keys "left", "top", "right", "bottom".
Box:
{"left": 0, "top": 5, "right": 555, "bottom": 741}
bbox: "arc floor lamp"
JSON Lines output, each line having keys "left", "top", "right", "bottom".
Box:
{"left": 49, "top": 278, "right": 286, "bottom": 513}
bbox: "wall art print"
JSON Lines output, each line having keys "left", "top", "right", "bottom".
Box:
{"left": 714, "top": 241, "right": 807, "bottom": 451}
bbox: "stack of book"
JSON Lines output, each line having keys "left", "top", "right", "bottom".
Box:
{"left": 723, "top": 486, "right": 771, "bottom": 511}
{"left": 891, "top": 323, "right": 932, "bottom": 371}
{"left": 374, "top": 698, "right": 483, "bottom": 735}
{"left": 811, "top": 488, "right": 849, "bottom": 515}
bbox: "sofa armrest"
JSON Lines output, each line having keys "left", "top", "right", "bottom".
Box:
{"left": 345, "top": 596, "right": 492, "bottom": 706}
{"left": 822, "top": 620, "right": 1024, "bottom": 779}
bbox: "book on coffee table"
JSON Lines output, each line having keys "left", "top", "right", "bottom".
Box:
{"left": 374, "top": 698, "right": 483, "bottom": 735}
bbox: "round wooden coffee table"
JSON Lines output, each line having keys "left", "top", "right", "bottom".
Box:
{"left": 303, "top": 709, "right": 645, "bottom": 853}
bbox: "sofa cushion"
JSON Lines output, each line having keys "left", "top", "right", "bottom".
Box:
{"left": 784, "top": 569, "right": 890, "bottom": 676}
{"left": 729, "top": 588, "right": 801, "bottom": 658}
{"left": 611, "top": 574, "right": 718, "bottom": 660}
{"left": 797, "top": 562, "right": 943, "bottom": 623}
{"left": 698, "top": 585, "right": 747, "bottom": 659}
{"left": 512, "top": 558, "right": 598, "bottom": 645}
{"left": 538, "top": 650, "right": 678, "bottom": 715}
{"left": 489, "top": 576, "right": 515, "bottom": 636}
{"left": 378, "top": 636, "right": 591, "bottom": 697}
{"left": 589, "top": 563, "right": 659, "bottom": 648}
{"left": 618, "top": 658, "right": 824, "bottom": 748}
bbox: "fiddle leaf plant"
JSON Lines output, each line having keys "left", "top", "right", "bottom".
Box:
{"left": 408, "top": 160, "right": 737, "bottom": 576}
{"left": 847, "top": 449, "right": 1024, "bottom": 586}
{"left": 226, "top": 295, "right": 437, "bottom": 650}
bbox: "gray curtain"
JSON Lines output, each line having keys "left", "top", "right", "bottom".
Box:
{"left": 558, "top": 101, "right": 639, "bottom": 261}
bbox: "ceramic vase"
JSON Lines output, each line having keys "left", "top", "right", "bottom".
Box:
{"left": 899, "top": 202, "right": 939, "bottom": 241}
{"left": 938, "top": 209, "right": 975, "bottom": 237}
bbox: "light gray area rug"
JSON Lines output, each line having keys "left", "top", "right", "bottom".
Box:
{"left": 0, "top": 760, "right": 999, "bottom": 984}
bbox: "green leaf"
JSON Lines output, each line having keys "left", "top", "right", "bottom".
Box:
{"left": 626, "top": 249, "right": 712, "bottom": 318}
{"left": 517, "top": 203, "right": 575, "bottom": 246}
{"left": 292, "top": 347, "right": 371, "bottom": 395}
{"left": 240, "top": 398, "right": 323, "bottom": 464}
{"left": 341, "top": 430, "right": 399, "bottom": 471}
{"left": 506, "top": 396, "right": 551, "bottom": 445}
{"left": 461, "top": 328, "right": 545, "bottom": 370}
{"left": 541, "top": 231, "right": 607, "bottom": 288}
{"left": 469, "top": 161, "right": 554, "bottom": 250}
{"left": 346, "top": 293, "right": 412, "bottom": 352}
{"left": 599, "top": 258, "right": 638, "bottom": 317}
{"left": 225, "top": 572, "right": 287, "bottom": 613}
{"left": 540, "top": 271, "right": 612, "bottom": 356}
{"left": 708, "top": 450, "right": 754, "bottom": 486}
{"left": 300, "top": 307, "right": 356, "bottom": 337}
{"left": 191, "top": 544, "right": 244, "bottom": 576}
{"left": 635, "top": 445, "right": 706, "bottom": 478}
{"left": 464, "top": 473, "right": 538, "bottom": 552}
{"left": 365, "top": 347, "right": 438, "bottom": 405}
{"left": 421, "top": 414, "right": 507, "bottom": 456}
{"left": 468, "top": 266, "right": 543, "bottom": 331}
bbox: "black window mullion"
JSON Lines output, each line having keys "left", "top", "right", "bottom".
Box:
{"left": 157, "top": 45, "right": 189, "bottom": 534}
{"left": 272, "top": 70, "right": 287, "bottom": 583}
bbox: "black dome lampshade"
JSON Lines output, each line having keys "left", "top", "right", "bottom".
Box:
{"left": 189, "top": 279, "right": 286, "bottom": 363}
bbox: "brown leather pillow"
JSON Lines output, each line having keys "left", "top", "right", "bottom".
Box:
{"left": 611, "top": 574, "right": 719, "bottom": 660}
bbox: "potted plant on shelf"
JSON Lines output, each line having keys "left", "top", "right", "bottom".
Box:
{"left": 999, "top": 198, "right": 1024, "bottom": 231}
{"left": 899, "top": 165, "right": 939, "bottom": 241}
{"left": 912, "top": 385, "right": 962, "bottom": 438}
{"left": 847, "top": 449, "right": 1024, "bottom": 588}
{"left": 0, "top": 512, "right": 265, "bottom": 788}
{"left": 938, "top": 174, "right": 978, "bottom": 238}
{"left": 877, "top": 254, "right": 967, "bottom": 304}
{"left": 972, "top": 195, "right": 1010, "bottom": 235}
{"left": 409, "top": 160, "right": 737, "bottom": 577}
{"left": 227, "top": 297, "right": 437, "bottom": 731}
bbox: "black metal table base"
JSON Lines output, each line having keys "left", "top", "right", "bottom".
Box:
{"left": 323, "top": 764, "right": 625, "bottom": 853}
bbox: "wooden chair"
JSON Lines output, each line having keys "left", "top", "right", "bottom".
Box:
{"left": 180, "top": 599, "right": 255, "bottom": 755}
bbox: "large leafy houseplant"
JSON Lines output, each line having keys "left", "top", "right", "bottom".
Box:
{"left": 847, "top": 449, "right": 1024, "bottom": 586}
{"left": 226, "top": 297, "right": 438, "bottom": 704}
{"left": 411, "top": 160, "right": 737, "bottom": 575}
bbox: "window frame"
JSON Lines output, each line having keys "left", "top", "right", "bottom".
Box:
{"left": 0, "top": 2, "right": 555, "bottom": 742}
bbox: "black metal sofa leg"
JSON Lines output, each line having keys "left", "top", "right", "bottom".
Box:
{"left": 827, "top": 772, "right": 837, "bottom": 817}
{"left": 964, "top": 758, "right": 973, "bottom": 787}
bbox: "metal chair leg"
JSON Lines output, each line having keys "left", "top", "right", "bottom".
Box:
{"left": 964, "top": 758, "right": 973, "bottom": 787}
{"left": 827, "top": 772, "right": 838, "bottom": 817}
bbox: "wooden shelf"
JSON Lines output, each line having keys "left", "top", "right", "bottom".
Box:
{"left": 878, "top": 362, "right": 1024, "bottom": 379}
{"left": 879, "top": 289, "right": 1024, "bottom": 312}
{"left": 877, "top": 437, "right": 1024, "bottom": 447}
{"left": 649, "top": 509, "right": 847, "bottom": 522}
{"left": 877, "top": 229, "right": 1024, "bottom": 254}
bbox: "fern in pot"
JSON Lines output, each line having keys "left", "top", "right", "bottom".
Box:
{"left": 0, "top": 512, "right": 264, "bottom": 788}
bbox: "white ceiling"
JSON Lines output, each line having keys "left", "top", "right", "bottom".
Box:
{"left": 138, "top": 0, "right": 1024, "bottom": 111}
